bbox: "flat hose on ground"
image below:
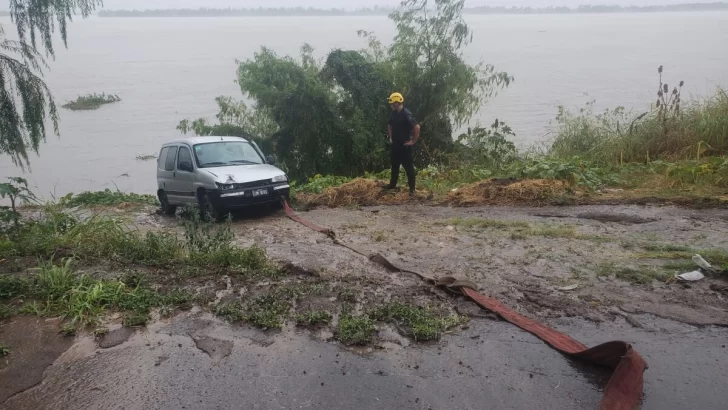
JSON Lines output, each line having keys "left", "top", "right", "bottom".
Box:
{"left": 282, "top": 200, "right": 648, "bottom": 410}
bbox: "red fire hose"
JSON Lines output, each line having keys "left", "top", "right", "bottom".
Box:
{"left": 282, "top": 200, "right": 647, "bottom": 410}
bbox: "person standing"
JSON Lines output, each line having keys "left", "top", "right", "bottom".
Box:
{"left": 385, "top": 92, "right": 420, "bottom": 196}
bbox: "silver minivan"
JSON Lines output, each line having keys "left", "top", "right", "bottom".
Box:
{"left": 156, "top": 136, "right": 290, "bottom": 219}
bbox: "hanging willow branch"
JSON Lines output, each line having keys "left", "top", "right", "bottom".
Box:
{"left": 1, "top": 0, "right": 102, "bottom": 168}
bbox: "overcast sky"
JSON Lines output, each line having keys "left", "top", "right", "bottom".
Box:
{"left": 1, "top": 0, "right": 717, "bottom": 10}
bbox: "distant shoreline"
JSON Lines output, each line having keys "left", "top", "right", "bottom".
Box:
{"left": 90, "top": 3, "right": 728, "bottom": 18}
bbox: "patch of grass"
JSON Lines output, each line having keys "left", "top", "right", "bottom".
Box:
{"left": 294, "top": 310, "right": 333, "bottom": 327}
{"left": 443, "top": 217, "right": 587, "bottom": 241}
{"left": 135, "top": 154, "right": 157, "bottom": 161}
{"left": 337, "top": 314, "right": 375, "bottom": 345}
{"left": 640, "top": 243, "right": 693, "bottom": 253}
{"left": 214, "top": 302, "right": 245, "bottom": 322}
{"left": 596, "top": 262, "right": 669, "bottom": 284}
{"left": 122, "top": 311, "right": 149, "bottom": 327}
{"left": 93, "top": 327, "right": 109, "bottom": 337}
{"left": 440, "top": 218, "right": 529, "bottom": 229}
{"left": 662, "top": 260, "right": 697, "bottom": 272}
{"left": 6, "top": 259, "right": 194, "bottom": 329}
{"left": 0, "top": 304, "right": 14, "bottom": 319}
{"left": 62, "top": 93, "right": 121, "bottom": 111}
{"left": 60, "top": 189, "right": 158, "bottom": 208}
{"left": 245, "top": 295, "right": 290, "bottom": 329}
{"left": 0, "top": 275, "right": 33, "bottom": 299}
{"left": 293, "top": 174, "right": 354, "bottom": 195}
{"left": 336, "top": 288, "right": 357, "bottom": 303}
{"left": 3, "top": 206, "right": 278, "bottom": 276}
{"left": 549, "top": 80, "right": 728, "bottom": 165}
{"left": 0, "top": 344, "right": 9, "bottom": 357}
{"left": 369, "top": 303, "right": 467, "bottom": 341}
{"left": 634, "top": 243, "right": 728, "bottom": 266}
{"left": 60, "top": 323, "right": 77, "bottom": 336}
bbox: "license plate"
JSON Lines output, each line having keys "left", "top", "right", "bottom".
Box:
{"left": 252, "top": 188, "right": 268, "bottom": 197}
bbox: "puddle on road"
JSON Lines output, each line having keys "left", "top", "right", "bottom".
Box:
{"left": 3, "top": 309, "right": 727, "bottom": 410}
{"left": 0, "top": 316, "right": 74, "bottom": 403}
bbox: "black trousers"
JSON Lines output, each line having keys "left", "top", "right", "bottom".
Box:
{"left": 390, "top": 145, "right": 416, "bottom": 191}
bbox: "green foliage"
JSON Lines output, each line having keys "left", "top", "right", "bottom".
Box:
{"left": 244, "top": 294, "right": 292, "bottom": 329}
{"left": 0, "top": 344, "right": 10, "bottom": 356}
{"left": 369, "top": 302, "right": 467, "bottom": 341}
{"left": 293, "top": 174, "right": 354, "bottom": 194}
{"left": 337, "top": 314, "right": 375, "bottom": 345}
{"left": 0, "top": 274, "right": 32, "bottom": 299}
{"left": 3, "top": 258, "right": 194, "bottom": 327}
{"left": 510, "top": 156, "right": 621, "bottom": 190}
{"left": 1, "top": 0, "right": 102, "bottom": 168}
{"left": 549, "top": 69, "right": 728, "bottom": 165}
{"left": 639, "top": 157, "right": 728, "bottom": 187}
{"left": 180, "top": 210, "right": 274, "bottom": 272}
{"left": 0, "top": 177, "right": 38, "bottom": 233}
{"left": 61, "top": 93, "right": 121, "bottom": 110}
{"left": 0, "top": 304, "right": 15, "bottom": 319}
{"left": 294, "top": 310, "right": 333, "bottom": 326}
{"left": 456, "top": 119, "right": 518, "bottom": 170}
{"left": 59, "top": 189, "right": 158, "bottom": 207}
{"left": 177, "top": 96, "right": 278, "bottom": 155}
{"left": 179, "top": 0, "right": 511, "bottom": 180}
{"left": 1, "top": 199, "right": 275, "bottom": 274}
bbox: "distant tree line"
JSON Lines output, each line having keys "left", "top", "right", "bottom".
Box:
{"left": 97, "top": 3, "right": 728, "bottom": 17}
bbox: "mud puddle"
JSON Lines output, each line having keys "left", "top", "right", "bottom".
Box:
{"left": 0, "top": 317, "right": 74, "bottom": 403}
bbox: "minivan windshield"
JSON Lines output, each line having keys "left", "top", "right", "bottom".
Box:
{"left": 193, "top": 141, "right": 264, "bottom": 168}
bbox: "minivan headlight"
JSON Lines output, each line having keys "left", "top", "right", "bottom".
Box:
{"left": 272, "top": 174, "right": 288, "bottom": 183}
{"left": 217, "top": 183, "right": 235, "bottom": 190}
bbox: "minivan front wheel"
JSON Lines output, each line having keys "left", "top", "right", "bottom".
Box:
{"left": 198, "top": 191, "right": 227, "bottom": 222}
{"left": 158, "top": 191, "right": 177, "bottom": 216}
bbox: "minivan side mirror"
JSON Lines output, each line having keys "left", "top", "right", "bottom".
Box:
{"left": 179, "top": 161, "right": 193, "bottom": 172}
{"left": 266, "top": 155, "right": 276, "bottom": 165}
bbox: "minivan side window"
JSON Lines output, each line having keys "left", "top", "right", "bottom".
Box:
{"left": 158, "top": 147, "right": 169, "bottom": 170}
{"left": 178, "top": 146, "right": 193, "bottom": 171}
{"left": 164, "top": 147, "right": 177, "bottom": 171}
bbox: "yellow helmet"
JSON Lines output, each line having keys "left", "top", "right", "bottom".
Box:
{"left": 388, "top": 92, "right": 404, "bottom": 104}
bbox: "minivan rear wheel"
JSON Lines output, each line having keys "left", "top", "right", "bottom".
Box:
{"left": 158, "top": 191, "right": 177, "bottom": 216}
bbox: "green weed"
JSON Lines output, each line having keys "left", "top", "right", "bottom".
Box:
{"left": 294, "top": 310, "right": 333, "bottom": 327}
{"left": 0, "top": 275, "right": 33, "bottom": 299}
{"left": 122, "top": 311, "right": 149, "bottom": 327}
{"left": 595, "top": 262, "right": 669, "bottom": 284}
{"left": 444, "top": 218, "right": 585, "bottom": 240}
{"left": 214, "top": 302, "right": 246, "bottom": 322}
{"left": 0, "top": 344, "right": 10, "bottom": 356}
{"left": 337, "top": 314, "right": 375, "bottom": 345}
{"left": 634, "top": 243, "right": 728, "bottom": 266}
{"left": 8, "top": 259, "right": 194, "bottom": 328}
{"left": 369, "top": 303, "right": 467, "bottom": 341}
{"left": 60, "top": 323, "right": 77, "bottom": 336}
{"left": 0, "top": 304, "right": 14, "bottom": 319}
{"left": 245, "top": 295, "right": 290, "bottom": 329}
{"left": 93, "top": 327, "right": 109, "bottom": 337}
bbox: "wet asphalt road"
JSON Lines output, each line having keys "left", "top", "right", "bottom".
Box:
{"left": 2, "top": 311, "right": 727, "bottom": 410}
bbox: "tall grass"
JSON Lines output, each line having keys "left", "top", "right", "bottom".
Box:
{"left": 549, "top": 89, "right": 728, "bottom": 164}
{"left": 0, "top": 205, "right": 275, "bottom": 272}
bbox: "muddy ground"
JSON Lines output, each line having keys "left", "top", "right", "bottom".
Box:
{"left": 149, "top": 202, "right": 728, "bottom": 327}
{"left": 2, "top": 202, "right": 728, "bottom": 409}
